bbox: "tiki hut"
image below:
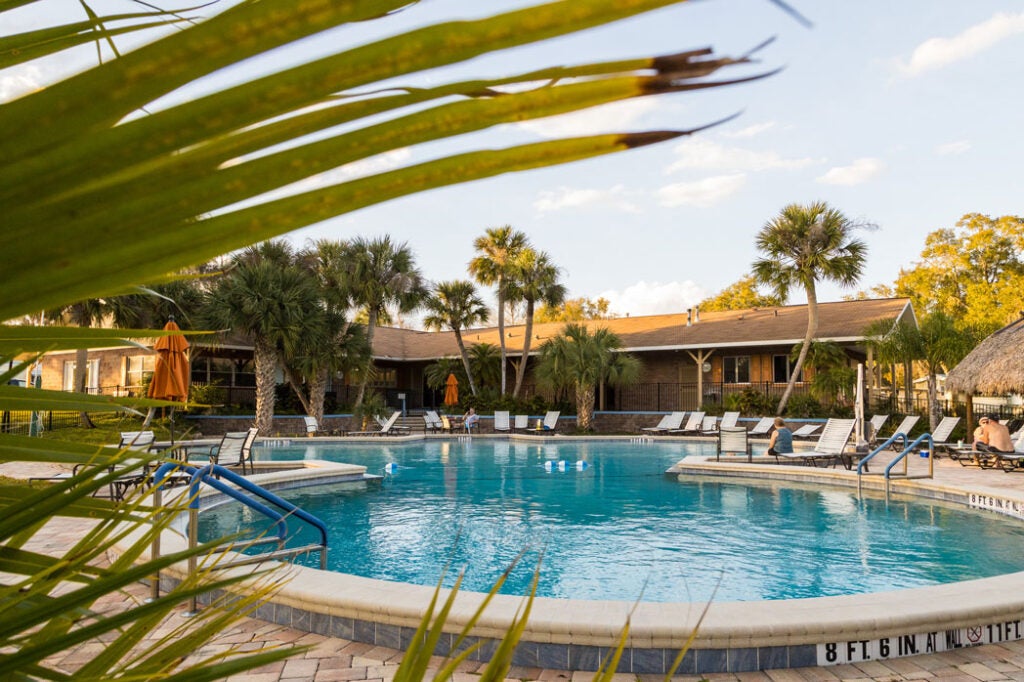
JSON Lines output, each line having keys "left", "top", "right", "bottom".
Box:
{"left": 946, "top": 317, "right": 1024, "bottom": 396}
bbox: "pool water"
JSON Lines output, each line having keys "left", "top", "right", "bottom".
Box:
{"left": 197, "top": 439, "right": 1024, "bottom": 603}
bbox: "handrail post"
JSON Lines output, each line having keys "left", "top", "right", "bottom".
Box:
{"left": 188, "top": 504, "right": 199, "bottom": 615}
{"left": 150, "top": 485, "right": 162, "bottom": 602}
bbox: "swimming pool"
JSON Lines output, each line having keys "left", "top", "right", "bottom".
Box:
{"left": 197, "top": 439, "right": 1024, "bottom": 603}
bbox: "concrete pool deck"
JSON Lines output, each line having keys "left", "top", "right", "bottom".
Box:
{"left": 10, "top": 446, "right": 1024, "bottom": 679}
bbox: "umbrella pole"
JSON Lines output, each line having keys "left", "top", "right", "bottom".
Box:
{"left": 169, "top": 408, "right": 175, "bottom": 446}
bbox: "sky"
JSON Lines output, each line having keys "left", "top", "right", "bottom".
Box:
{"left": 4, "top": 1, "right": 1023, "bottom": 323}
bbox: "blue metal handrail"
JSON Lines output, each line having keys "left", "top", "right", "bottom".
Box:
{"left": 856, "top": 433, "right": 908, "bottom": 474}
{"left": 884, "top": 433, "right": 934, "bottom": 480}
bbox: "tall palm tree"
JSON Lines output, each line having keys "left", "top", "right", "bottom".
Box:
{"left": 534, "top": 323, "right": 640, "bottom": 430}
{"left": 422, "top": 280, "right": 490, "bottom": 397}
{"left": 468, "top": 226, "right": 530, "bottom": 396}
{"left": 202, "top": 242, "right": 324, "bottom": 435}
{"left": 344, "top": 236, "right": 427, "bottom": 408}
{"left": 508, "top": 248, "right": 567, "bottom": 398}
{"left": 753, "top": 201, "right": 868, "bottom": 415}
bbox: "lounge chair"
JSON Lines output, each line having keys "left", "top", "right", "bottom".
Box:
{"left": 303, "top": 416, "right": 325, "bottom": 436}
{"left": 719, "top": 412, "right": 740, "bottom": 430}
{"left": 773, "top": 418, "right": 855, "bottom": 468}
{"left": 990, "top": 431, "right": 1024, "bottom": 472}
{"left": 867, "top": 415, "right": 889, "bottom": 443}
{"left": 929, "top": 416, "right": 961, "bottom": 455}
{"left": 542, "top": 411, "right": 560, "bottom": 431}
{"left": 700, "top": 415, "right": 718, "bottom": 433}
{"left": 513, "top": 414, "right": 529, "bottom": 432}
{"left": 376, "top": 413, "right": 410, "bottom": 434}
{"left": 32, "top": 430, "right": 158, "bottom": 499}
{"left": 494, "top": 411, "right": 511, "bottom": 433}
{"left": 423, "top": 410, "right": 443, "bottom": 433}
{"left": 790, "top": 424, "right": 821, "bottom": 439}
{"left": 347, "top": 411, "right": 402, "bottom": 436}
{"left": 439, "top": 415, "right": 456, "bottom": 433}
{"left": 717, "top": 426, "right": 751, "bottom": 462}
{"left": 187, "top": 428, "right": 259, "bottom": 475}
{"left": 748, "top": 417, "right": 774, "bottom": 437}
{"left": 669, "top": 411, "right": 705, "bottom": 435}
{"left": 887, "top": 415, "right": 920, "bottom": 448}
{"left": 641, "top": 412, "right": 685, "bottom": 434}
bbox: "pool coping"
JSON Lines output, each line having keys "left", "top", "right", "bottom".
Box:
{"left": 115, "top": 448, "right": 1024, "bottom": 675}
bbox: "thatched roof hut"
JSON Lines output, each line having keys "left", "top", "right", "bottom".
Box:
{"left": 946, "top": 317, "right": 1024, "bottom": 395}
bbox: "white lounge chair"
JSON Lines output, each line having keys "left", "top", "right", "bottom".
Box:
{"left": 719, "top": 412, "right": 740, "bottom": 430}
{"left": 867, "top": 415, "right": 889, "bottom": 443}
{"left": 887, "top": 415, "right": 920, "bottom": 448}
{"left": 774, "top": 418, "right": 855, "bottom": 468}
{"left": 348, "top": 411, "right": 401, "bottom": 436}
{"left": 494, "top": 411, "right": 511, "bottom": 432}
{"left": 669, "top": 411, "right": 705, "bottom": 435}
{"left": 542, "top": 411, "right": 560, "bottom": 431}
{"left": 641, "top": 412, "right": 685, "bottom": 434}
{"left": 790, "top": 424, "right": 821, "bottom": 439}
{"left": 929, "top": 416, "right": 961, "bottom": 454}
{"left": 376, "top": 413, "right": 410, "bottom": 433}
{"left": 423, "top": 410, "right": 443, "bottom": 433}
{"left": 991, "top": 430, "right": 1024, "bottom": 472}
{"left": 700, "top": 415, "right": 718, "bottom": 433}
{"left": 748, "top": 417, "right": 774, "bottom": 437}
{"left": 303, "top": 415, "right": 325, "bottom": 436}
{"left": 513, "top": 414, "right": 529, "bottom": 431}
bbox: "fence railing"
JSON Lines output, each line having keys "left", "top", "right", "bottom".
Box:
{"left": 0, "top": 410, "right": 81, "bottom": 435}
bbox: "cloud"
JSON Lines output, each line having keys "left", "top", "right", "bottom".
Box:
{"left": 515, "top": 98, "right": 659, "bottom": 138}
{"left": 721, "top": 121, "right": 777, "bottom": 138}
{"left": 533, "top": 185, "right": 641, "bottom": 214}
{"left": 815, "top": 158, "right": 884, "bottom": 186}
{"left": 0, "top": 66, "right": 43, "bottom": 101}
{"left": 665, "top": 139, "right": 819, "bottom": 173}
{"left": 597, "top": 280, "right": 706, "bottom": 318}
{"left": 657, "top": 173, "right": 746, "bottom": 208}
{"left": 935, "top": 140, "right": 972, "bottom": 156}
{"left": 898, "top": 12, "right": 1024, "bottom": 76}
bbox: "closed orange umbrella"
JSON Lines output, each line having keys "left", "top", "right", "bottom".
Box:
{"left": 148, "top": 320, "right": 190, "bottom": 403}
{"left": 443, "top": 373, "right": 458, "bottom": 407}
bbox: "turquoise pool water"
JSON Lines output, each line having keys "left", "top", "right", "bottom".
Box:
{"left": 197, "top": 439, "right": 1024, "bottom": 603}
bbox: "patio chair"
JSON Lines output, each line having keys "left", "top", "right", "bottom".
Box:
{"left": 773, "top": 418, "right": 855, "bottom": 468}
{"left": 867, "top": 415, "right": 889, "bottom": 443}
{"left": 494, "top": 411, "right": 511, "bottom": 433}
{"left": 790, "top": 424, "right": 821, "bottom": 439}
{"left": 641, "top": 412, "right": 685, "bottom": 434}
{"left": 513, "top": 414, "right": 529, "bottom": 431}
{"left": 423, "top": 410, "right": 443, "bottom": 433}
{"left": 669, "top": 411, "right": 705, "bottom": 435}
{"left": 32, "top": 430, "right": 159, "bottom": 499}
{"left": 719, "top": 412, "right": 740, "bottom": 430}
{"left": 929, "top": 416, "right": 961, "bottom": 455}
{"left": 303, "top": 416, "right": 325, "bottom": 437}
{"left": 747, "top": 417, "right": 774, "bottom": 437}
{"left": 717, "top": 427, "right": 751, "bottom": 462}
{"left": 542, "top": 411, "right": 560, "bottom": 431}
{"left": 700, "top": 415, "right": 718, "bottom": 433}
{"left": 187, "top": 428, "right": 259, "bottom": 476}
{"left": 990, "top": 431, "right": 1024, "bottom": 472}
{"left": 347, "top": 411, "right": 402, "bottom": 436}
{"left": 887, "top": 415, "right": 920, "bottom": 448}
{"left": 376, "top": 413, "right": 410, "bottom": 434}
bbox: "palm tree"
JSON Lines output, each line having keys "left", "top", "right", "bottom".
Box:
{"left": 533, "top": 323, "right": 641, "bottom": 430}
{"left": 508, "top": 249, "right": 567, "bottom": 398}
{"left": 422, "top": 280, "right": 490, "bottom": 397}
{"left": 344, "top": 236, "right": 427, "bottom": 408}
{"left": 468, "top": 342, "right": 502, "bottom": 393}
{"left": 202, "top": 242, "right": 324, "bottom": 435}
{"left": 468, "top": 226, "right": 530, "bottom": 396}
{"left": 753, "top": 202, "right": 868, "bottom": 414}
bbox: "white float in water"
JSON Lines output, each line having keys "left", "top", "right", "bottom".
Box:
{"left": 576, "top": 460, "right": 589, "bottom": 470}
{"left": 384, "top": 462, "right": 399, "bottom": 473}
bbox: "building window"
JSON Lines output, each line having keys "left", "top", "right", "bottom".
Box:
{"left": 62, "top": 359, "right": 100, "bottom": 393}
{"left": 722, "top": 356, "right": 750, "bottom": 383}
{"left": 125, "top": 355, "right": 155, "bottom": 388}
{"left": 772, "top": 355, "right": 803, "bottom": 383}
{"left": 369, "top": 368, "right": 397, "bottom": 388}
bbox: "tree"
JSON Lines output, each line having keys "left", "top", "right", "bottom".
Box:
{"left": 202, "top": 242, "right": 324, "bottom": 435}
{"left": 422, "top": 280, "right": 490, "bottom": 397}
{"left": 752, "top": 202, "right": 868, "bottom": 415}
{"left": 699, "top": 274, "right": 783, "bottom": 312}
{"left": 791, "top": 341, "right": 855, "bottom": 409}
{"left": 535, "top": 296, "right": 615, "bottom": 322}
{"left": 344, "top": 236, "right": 427, "bottom": 408}
{"left": 894, "top": 214, "right": 1024, "bottom": 333}
{"left": 469, "top": 226, "right": 530, "bottom": 396}
{"left": 468, "top": 342, "right": 502, "bottom": 393}
{"left": 508, "top": 249, "right": 567, "bottom": 398}
{"left": 533, "top": 323, "right": 640, "bottom": 430}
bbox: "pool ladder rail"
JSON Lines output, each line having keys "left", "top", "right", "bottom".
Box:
{"left": 856, "top": 431, "right": 935, "bottom": 499}
{"left": 149, "top": 462, "right": 329, "bottom": 612}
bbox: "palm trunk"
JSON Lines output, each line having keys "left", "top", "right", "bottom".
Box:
{"left": 497, "top": 283, "right": 507, "bottom": 396}
{"left": 453, "top": 330, "right": 477, "bottom": 396}
{"left": 253, "top": 339, "right": 277, "bottom": 436}
{"left": 512, "top": 299, "right": 536, "bottom": 399}
{"left": 576, "top": 382, "right": 595, "bottom": 431}
{"left": 777, "top": 285, "right": 818, "bottom": 415}
{"left": 310, "top": 367, "right": 328, "bottom": 424}
{"left": 926, "top": 371, "right": 939, "bottom": 431}
{"left": 74, "top": 346, "right": 95, "bottom": 428}
{"left": 354, "top": 309, "right": 378, "bottom": 409}
{"left": 284, "top": 365, "right": 313, "bottom": 416}
{"left": 903, "top": 359, "right": 914, "bottom": 413}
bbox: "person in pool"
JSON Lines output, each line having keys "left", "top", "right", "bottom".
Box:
{"left": 766, "top": 417, "right": 793, "bottom": 457}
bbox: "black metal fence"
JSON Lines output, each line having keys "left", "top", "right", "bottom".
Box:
{"left": 0, "top": 410, "right": 81, "bottom": 435}
{"left": 608, "top": 382, "right": 815, "bottom": 412}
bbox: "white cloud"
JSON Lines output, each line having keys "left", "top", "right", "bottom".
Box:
{"left": 666, "top": 139, "right": 819, "bottom": 173}
{"left": 1, "top": 66, "right": 43, "bottom": 101}
{"left": 515, "top": 98, "right": 659, "bottom": 138}
{"left": 657, "top": 173, "right": 746, "bottom": 208}
{"left": 598, "top": 281, "right": 706, "bottom": 318}
{"left": 935, "top": 140, "right": 972, "bottom": 156}
{"left": 533, "top": 184, "right": 641, "bottom": 214}
{"left": 815, "top": 158, "right": 884, "bottom": 186}
{"left": 721, "top": 121, "right": 777, "bottom": 139}
{"left": 898, "top": 12, "right": 1024, "bottom": 76}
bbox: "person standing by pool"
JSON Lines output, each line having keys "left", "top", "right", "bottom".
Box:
{"left": 767, "top": 417, "right": 793, "bottom": 457}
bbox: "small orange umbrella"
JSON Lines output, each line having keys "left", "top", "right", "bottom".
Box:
{"left": 443, "top": 373, "right": 459, "bottom": 407}
{"left": 148, "top": 319, "right": 190, "bottom": 403}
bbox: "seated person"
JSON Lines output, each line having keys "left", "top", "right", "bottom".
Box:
{"left": 766, "top": 417, "right": 793, "bottom": 456}
{"left": 975, "top": 415, "right": 1014, "bottom": 453}
{"left": 463, "top": 407, "right": 480, "bottom": 432}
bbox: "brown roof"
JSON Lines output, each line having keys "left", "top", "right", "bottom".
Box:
{"left": 946, "top": 316, "right": 1024, "bottom": 395}
{"left": 373, "top": 298, "right": 913, "bottom": 361}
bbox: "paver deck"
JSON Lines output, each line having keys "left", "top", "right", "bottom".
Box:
{"left": 6, "top": 450, "right": 1024, "bottom": 681}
